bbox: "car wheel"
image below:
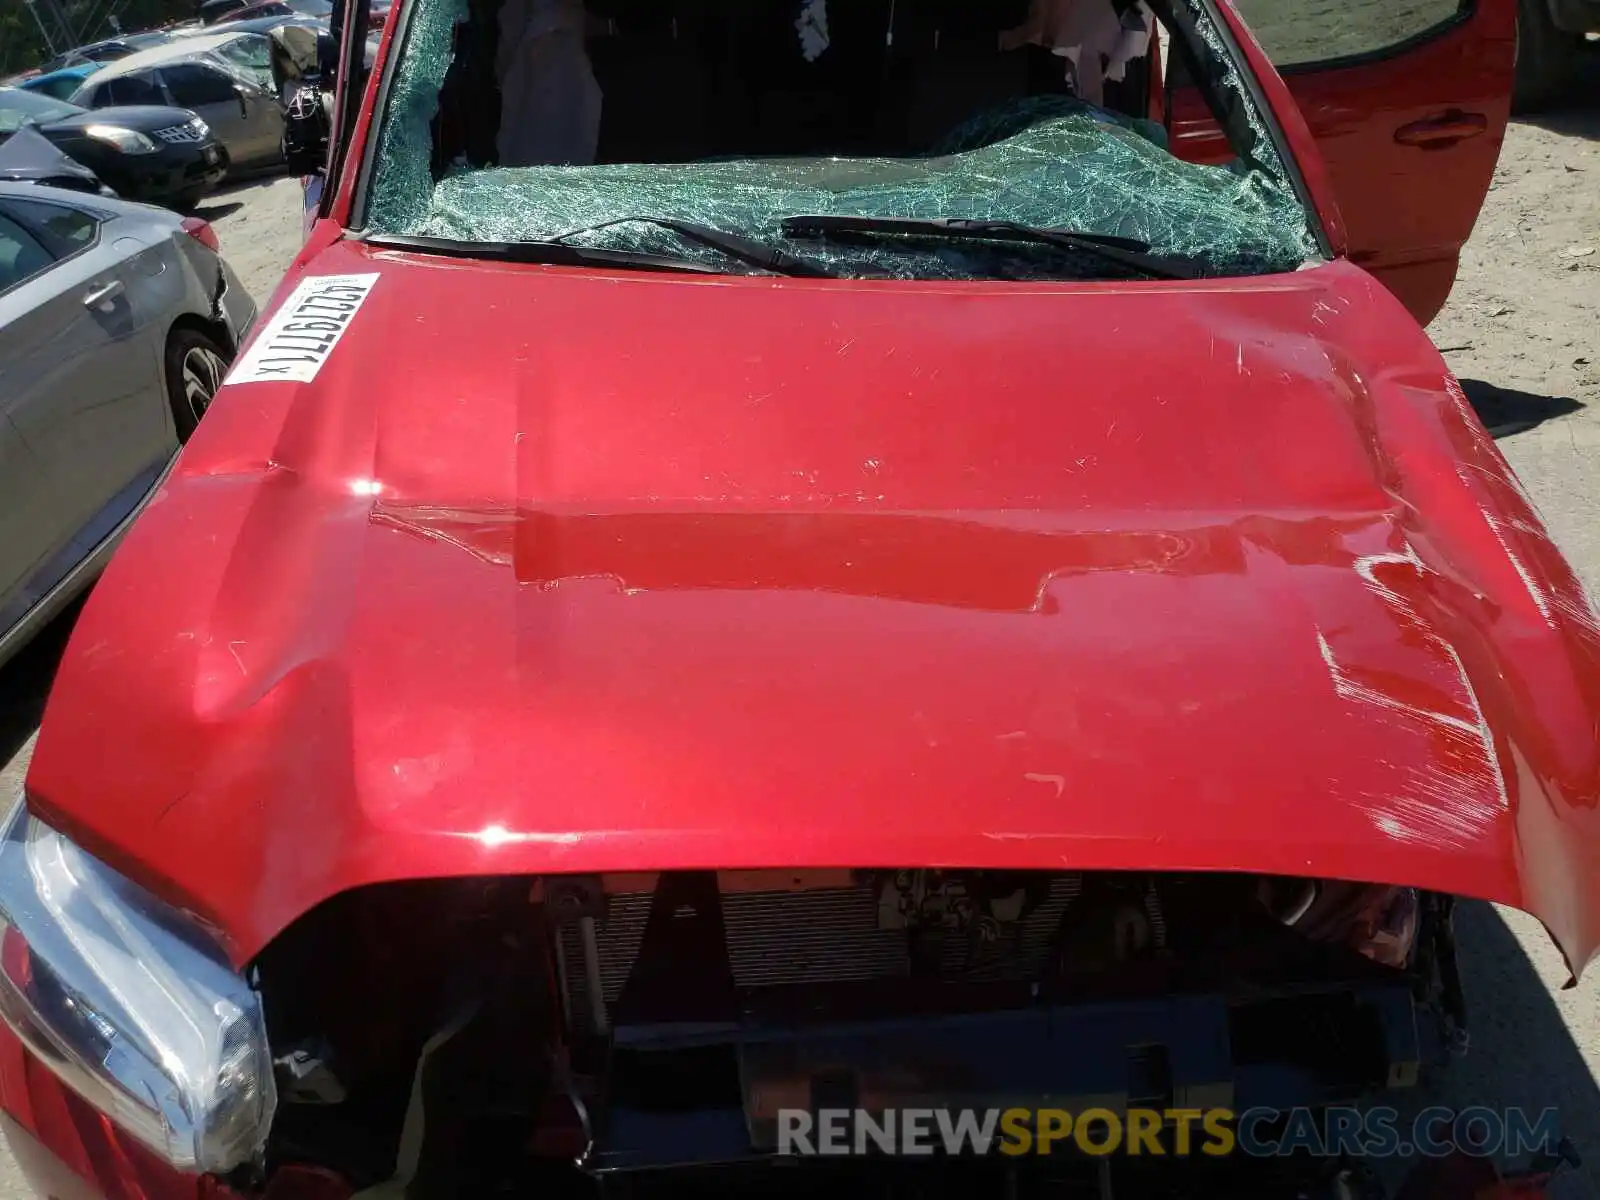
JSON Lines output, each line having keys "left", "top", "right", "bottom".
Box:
{"left": 166, "top": 328, "right": 231, "bottom": 442}
{"left": 1513, "top": 0, "right": 1587, "bottom": 113}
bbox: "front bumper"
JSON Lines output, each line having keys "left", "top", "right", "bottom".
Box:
{"left": 99, "top": 141, "right": 230, "bottom": 206}
{"left": 0, "top": 1018, "right": 1578, "bottom": 1200}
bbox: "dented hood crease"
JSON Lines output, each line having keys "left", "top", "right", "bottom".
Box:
{"left": 23, "top": 244, "right": 1600, "bottom": 973}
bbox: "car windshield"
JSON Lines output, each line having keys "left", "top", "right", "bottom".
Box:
{"left": 0, "top": 88, "right": 85, "bottom": 131}
{"left": 362, "top": 0, "right": 1316, "bottom": 282}
{"left": 214, "top": 34, "right": 276, "bottom": 85}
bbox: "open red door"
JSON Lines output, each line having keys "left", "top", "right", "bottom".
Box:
{"left": 1168, "top": 0, "right": 1517, "bottom": 326}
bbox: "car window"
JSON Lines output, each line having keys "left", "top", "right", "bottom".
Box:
{"left": 35, "top": 76, "right": 85, "bottom": 101}
{"left": 5, "top": 198, "right": 101, "bottom": 258}
{"left": 215, "top": 35, "right": 274, "bottom": 82}
{"left": 0, "top": 213, "right": 55, "bottom": 294}
{"left": 0, "top": 87, "right": 84, "bottom": 130}
{"left": 104, "top": 73, "right": 167, "bottom": 106}
{"left": 161, "top": 62, "right": 240, "bottom": 107}
{"left": 1229, "top": 0, "right": 1469, "bottom": 68}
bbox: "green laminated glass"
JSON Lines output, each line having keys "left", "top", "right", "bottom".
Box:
{"left": 366, "top": 0, "right": 1316, "bottom": 280}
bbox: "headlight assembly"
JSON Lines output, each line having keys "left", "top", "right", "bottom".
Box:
{"left": 0, "top": 801, "right": 276, "bottom": 1174}
{"left": 82, "top": 124, "right": 159, "bottom": 154}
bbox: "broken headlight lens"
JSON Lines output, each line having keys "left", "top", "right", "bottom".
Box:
{"left": 0, "top": 800, "right": 276, "bottom": 1174}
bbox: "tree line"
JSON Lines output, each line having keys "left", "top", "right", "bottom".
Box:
{"left": 1, "top": 0, "right": 197, "bottom": 75}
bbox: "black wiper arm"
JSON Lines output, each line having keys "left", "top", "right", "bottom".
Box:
{"left": 779, "top": 215, "right": 1203, "bottom": 280}
{"left": 552, "top": 216, "right": 838, "bottom": 279}
{"left": 363, "top": 231, "right": 728, "bottom": 275}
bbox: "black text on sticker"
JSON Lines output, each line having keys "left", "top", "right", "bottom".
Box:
{"left": 226, "top": 273, "right": 381, "bottom": 386}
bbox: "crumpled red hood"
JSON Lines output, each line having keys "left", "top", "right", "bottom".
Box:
{"left": 24, "top": 242, "right": 1600, "bottom": 973}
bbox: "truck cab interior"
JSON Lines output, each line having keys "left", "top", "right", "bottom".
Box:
{"left": 429, "top": 0, "right": 1167, "bottom": 172}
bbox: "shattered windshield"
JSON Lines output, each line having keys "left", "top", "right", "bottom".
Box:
{"left": 362, "top": 0, "right": 1316, "bottom": 281}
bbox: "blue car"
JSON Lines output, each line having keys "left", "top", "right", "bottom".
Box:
{"left": 18, "top": 63, "right": 104, "bottom": 102}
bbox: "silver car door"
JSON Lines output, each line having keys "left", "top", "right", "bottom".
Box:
{"left": 0, "top": 198, "right": 169, "bottom": 570}
{"left": 160, "top": 62, "right": 254, "bottom": 163}
{"left": 0, "top": 209, "right": 80, "bottom": 612}
{"left": 244, "top": 82, "right": 287, "bottom": 165}
{"left": 217, "top": 69, "right": 283, "bottom": 167}
{"left": 0, "top": 413, "right": 51, "bottom": 620}
{"left": 102, "top": 70, "right": 168, "bottom": 109}
{"left": 212, "top": 37, "right": 286, "bottom": 164}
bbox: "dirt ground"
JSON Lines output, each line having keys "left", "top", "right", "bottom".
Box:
{"left": 199, "top": 174, "right": 307, "bottom": 308}
{"left": 1430, "top": 107, "right": 1600, "bottom": 602}
{"left": 0, "top": 79, "right": 1597, "bottom": 1200}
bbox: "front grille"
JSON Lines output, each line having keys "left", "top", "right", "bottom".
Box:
{"left": 155, "top": 123, "right": 206, "bottom": 144}
{"left": 557, "top": 873, "right": 1085, "bottom": 1032}
{"left": 559, "top": 891, "right": 652, "bottom": 1008}
{"left": 724, "top": 887, "right": 909, "bottom": 987}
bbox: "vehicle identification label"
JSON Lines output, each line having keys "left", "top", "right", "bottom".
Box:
{"left": 226, "top": 273, "right": 380, "bottom": 385}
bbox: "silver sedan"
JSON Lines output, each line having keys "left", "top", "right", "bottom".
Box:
{"left": 0, "top": 181, "right": 256, "bottom": 669}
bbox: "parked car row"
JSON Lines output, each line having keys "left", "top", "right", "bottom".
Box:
{"left": 30, "top": 30, "right": 177, "bottom": 75}
{"left": 16, "top": 63, "right": 104, "bottom": 102}
{"left": 0, "top": 88, "right": 228, "bottom": 209}
{"left": 3, "top": 8, "right": 331, "bottom": 209}
{"left": 67, "top": 33, "right": 287, "bottom": 177}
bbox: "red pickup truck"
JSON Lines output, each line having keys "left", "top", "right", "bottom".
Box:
{"left": 4, "top": 2, "right": 1597, "bottom": 1200}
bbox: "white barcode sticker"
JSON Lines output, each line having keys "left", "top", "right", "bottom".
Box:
{"left": 226, "top": 272, "right": 379, "bottom": 385}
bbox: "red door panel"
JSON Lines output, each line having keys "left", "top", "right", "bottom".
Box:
{"left": 1168, "top": 0, "right": 1516, "bottom": 326}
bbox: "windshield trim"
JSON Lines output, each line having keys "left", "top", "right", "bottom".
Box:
{"left": 1176, "top": 0, "right": 1333, "bottom": 262}
{"left": 348, "top": 0, "right": 401, "bottom": 232}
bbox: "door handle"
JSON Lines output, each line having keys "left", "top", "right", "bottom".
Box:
{"left": 82, "top": 280, "right": 125, "bottom": 309}
{"left": 1394, "top": 111, "right": 1488, "bottom": 148}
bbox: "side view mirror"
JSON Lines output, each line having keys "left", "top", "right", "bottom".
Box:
{"left": 233, "top": 81, "right": 250, "bottom": 117}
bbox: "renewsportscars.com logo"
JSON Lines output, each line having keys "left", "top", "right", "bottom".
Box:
{"left": 776, "top": 1107, "right": 1564, "bottom": 1159}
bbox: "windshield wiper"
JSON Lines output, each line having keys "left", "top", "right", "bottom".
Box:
{"left": 778, "top": 215, "right": 1204, "bottom": 280}
{"left": 550, "top": 216, "right": 838, "bottom": 279}
{"left": 363, "top": 231, "right": 730, "bottom": 275}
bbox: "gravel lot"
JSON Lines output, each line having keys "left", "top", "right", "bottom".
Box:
{"left": 0, "top": 86, "right": 1597, "bottom": 1197}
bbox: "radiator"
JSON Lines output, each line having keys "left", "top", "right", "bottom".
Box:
{"left": 556, "top": 873, "right": 1083, "bottom": 1031}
